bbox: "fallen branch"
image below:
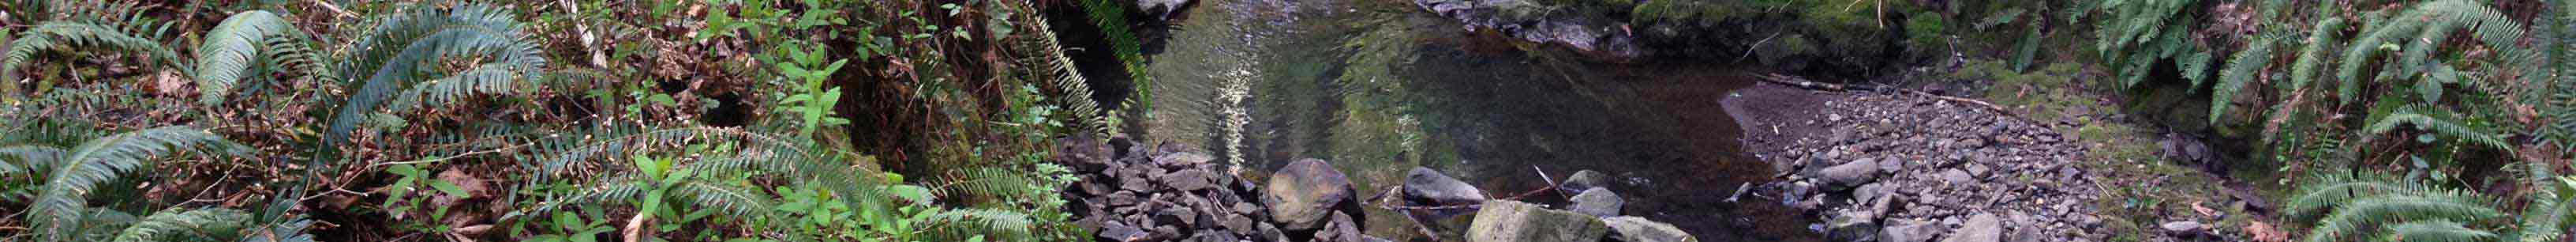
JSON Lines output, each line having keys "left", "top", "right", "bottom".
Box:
{"left": 1751, "top": 73, "right": 2050, "bottom": 127}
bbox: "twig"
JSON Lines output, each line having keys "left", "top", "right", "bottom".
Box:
{"left": 369, "top": 142, "right": 533, "bottom": 168}
{"left": 1533, "top": 166, "right": 1567, "bottom": 199}
{"left": 1738, "top": 32, "right": 1783, "bottom": 62}
{"left": 307, "top": 0, "right": 357, "bottom": 18}
{"left": 1752, "top": 73, "right": 2044, "bottom": 127}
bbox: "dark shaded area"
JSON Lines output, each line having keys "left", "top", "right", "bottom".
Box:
{"left": 1042, "top": 2, "right": 1141, "bottom": 112}
{"left": 1395, "top": 43, "right": 1825, "bottom": 242}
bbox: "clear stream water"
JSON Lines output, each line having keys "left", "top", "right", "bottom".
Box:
{"left": 1132, "top": 0, "right": 1822, "bottom": 240}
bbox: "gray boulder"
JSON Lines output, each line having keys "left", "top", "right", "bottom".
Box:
{"left": 1402, "top": 167, "right": 1488, "bottom": 205}
{"left": 1825, "top": 210, "right": 1880, "bottom": 242}
{"left": 1466, "top": 200, "right": 1610, "bottom": 242}
{"left": 1136, "top": 0, "right": 1193, "bottom": 20}
{"left": 1265, "top": 158, "right": 1358, "bottom": 231}
{"left": 1881, "top": 219, "right": 1941, "bottom": 242}
{"left": 1563, "top": 169, "right": 1611, "bottom": 191}
{"left": 1941, "top": 213, "right": 2001, "bottom": 242}
{"left": 1602, "top": 216, "right": 1698, "bottom": 242}
{"left": 1819, "top": 159, "right": 1881, "bottom": 191}
{"left": 2159, "top": 221, "right": 2204, "bottom": 236}
{"left": 1569, "top": 187, "right": 1623, "bottom": 217}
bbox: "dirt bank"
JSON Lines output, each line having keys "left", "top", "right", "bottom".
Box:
{"left": 1725, "top": 81, "right": 2256, "bottom": 242}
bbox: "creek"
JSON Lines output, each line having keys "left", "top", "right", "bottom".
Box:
{"left": 1123, "top": 0, "right": 1823, "bottom": 240}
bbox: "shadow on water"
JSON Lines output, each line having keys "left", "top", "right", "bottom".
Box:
{"left": 1394, "top": 43, "right": 1822, "bottom": 242}
{"left": 1131, "top": 0, "right": 1822, "bottom": 240}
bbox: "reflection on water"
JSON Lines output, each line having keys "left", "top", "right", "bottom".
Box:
{"left": 1136, "top": 0, "right": 1821, "bottom": 240}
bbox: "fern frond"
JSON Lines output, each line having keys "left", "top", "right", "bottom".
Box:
{"left": 28, "top": 126, "right": 244, "bottom": 242}
{"left": 1016, "top": 13, "right": 1109, "bottom": 134}
{"left": 320, "top": 3, "right": 548, "bottom": 164}
{"left": 1, "top": 21, "right": 183, "bottom": 95}
{"left": 0, "top": 144, "right": 67, "bottom": 176}
{"left": 237, "top": 218, "right": 317, "bottom": 242}
{"left": 2513, "top": 162, "right": 2573, "bottom": 242}
{"left": 2286, "top": 173, "right": 2436, "bottom": 223}
{"left": 2333, "top": 0, "right": 2525, "bottom": 105}
{"left": 934, "top": 167, "right": 1036, "bottom": 201}
{"left": 193, "top": 10, "right": 307, "bottom": 105}
{"left": 2213, "top": 37, "right": 2275, "bottom": 123}
{"left": 920, "top": 208, "right": 1034, "bottom": 238}
{"left": 2305, "top": 195, "right": 2506, "bottom": 242}
{"left": 2290, "top": 17, "right": 2346, "bottom": 90}
{"left": 670, "top": 180, "right": 778, "bottom": 220}
{"left": 511, "top": 127, "right": 887, "bottom": 223}
{"left": 2362, "top": 104, "right": 2515, "bottom": 153}
{"left": 110, "top": 208, "right": 250, "bottom": 242}
{"left": 2387, "top": 220, "right": 2499, "bottom": 242}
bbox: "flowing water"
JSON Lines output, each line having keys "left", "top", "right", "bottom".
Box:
{"left": 1133, "top": 0, "right": 1821, "bottom": 240}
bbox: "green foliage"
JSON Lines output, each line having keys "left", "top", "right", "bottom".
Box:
{"left": 1076, "top": 0, "right": 1152, "bottom": 109}
{"left": 2334, "top": 0, "right": 2525, "bottom": 105}
{"left": 324, "top": 3, "right": 550, "bottom": 153}
{"left": 773, "top": 44, "right": 852, "bottom": 138}
{"left": 2080, "top": 0, "right": 2203, "bottom": 89}
{"left": 191, "top": 10, "right": 317, "bottom": 105}
{"left": 1017, "top": 13, "right": 1110, "bottom": 134}
{"left": 2211, "top": 37, "right": 2276, "bottom": 123}
{"left": 19, "top": 126, "right": 246, "bottom": 242}
{"left": 510, "top": 126, "right": 1040, "bottom": 241}
{"left": 2287, "top": 17, "right": 2346, "bottom": 91}
{"left": 2361, "top": 104, "right": 2514, "bottom": 153}
{"left": 0, "top": 21, "right": 184, "bottom": 99}
{"left": 110, "top": 208, "right": 249, "bottom": 242}
{"left": 2289, "top": 174, "right": 2504, "bottom": 242}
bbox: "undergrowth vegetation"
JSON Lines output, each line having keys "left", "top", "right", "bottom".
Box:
{"left": 2064, "top": 0, "right": 2575, "bottom": 240}
{"left": 0, "top": 0, "right": 1121, "bottom": 241}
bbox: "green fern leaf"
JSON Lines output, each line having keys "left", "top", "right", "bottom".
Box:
{"left": 2290, "top": 17, "right": 2346, "bottom": 90}
{"left": 2305, "top": 195, "right": 2506, "bottom": 242}
{"left": 2212, "top": 37, "right": 2276, "bottom": 124}
{"left": 110, "top": 208, "right": 250, "bottom": 242}
{"left": 27, "top": 126, "right": 244, "bottom": 242}
{"left": 1, "top": 21, "right": 183, "bottom": 96}
{"left": 2387, "top": 220, "right": 2499, "bottom": 242}
{"left": 193, "top": 10, "right": 305, "bottom": 105}
{"left": 2363, "top": 104, "right": 2515, "bottom": 153}
{"left": 237, "top": 218, "right": 316, "bottom": 242}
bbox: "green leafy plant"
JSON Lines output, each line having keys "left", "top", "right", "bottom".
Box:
{"left": 2285, "top": 166, "right": 2572, "bottom": 242}
{"left": 773, "top": 44, "right": 851, "bottom": 138}
{"left": 508, "top": 127, "right": 1035, "bottom": 241}
{"left": 380, "top": 163, "right": 470, "bottom": 225}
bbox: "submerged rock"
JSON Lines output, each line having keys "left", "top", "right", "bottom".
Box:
{"left": 1466, "top": 200, "right": 1610, "bottom": 242}
{"left": 1569, "top": 187, "right": 1623, "bottom": 217}
{"left": 1265, "top": 158, "right": 1359, "bottom": 231}
{"left": 1603, "top": 216, "right": 1698, "bottom": 242}
{"left": 1402, "top": 167, "right": 1488, "bottom": 206}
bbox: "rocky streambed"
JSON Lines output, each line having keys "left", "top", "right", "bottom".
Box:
{"left": 1724, "top": 81, "right": 2231, "bottom": 242}
{"left": 1056, "top": 134, "right": 1702, "bottom": 242}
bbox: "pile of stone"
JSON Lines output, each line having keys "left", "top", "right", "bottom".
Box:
{"left": 1446, "top": 169, "right": 1699, "bottom": 242}
{"left": 1745, "top": 93, "right": 2110, "bottom": 242}
{"left": 1058, "top": 135, "right": 1702, "bottom": 242}
{"left": 1057, "top": 135, "right": 1376, "bottom": 242}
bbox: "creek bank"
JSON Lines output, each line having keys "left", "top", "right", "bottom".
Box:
{"left": 1057, "top": 134, "right": 1702, "bottom": 241}
{"left": 1725, "top": 82, "right": 2113, "bottom": 242}
{"left": 1408, "top": 0, "right": 1926, "bottom": 77}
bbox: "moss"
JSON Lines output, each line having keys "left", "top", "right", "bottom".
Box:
{"left": 1904, "top": 13, "right": 1949, "bottom": 53}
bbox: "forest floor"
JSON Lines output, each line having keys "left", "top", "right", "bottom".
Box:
{"left": 1728, "top": 60, "right": 2287, "bottom": 242}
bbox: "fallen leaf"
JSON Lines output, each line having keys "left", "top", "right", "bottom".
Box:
{"left": 2192, "top": 201, "right": 2218, "bottom": 217}
{"left": 2245, "top": 221, "right": 2289, "bottom": 242}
